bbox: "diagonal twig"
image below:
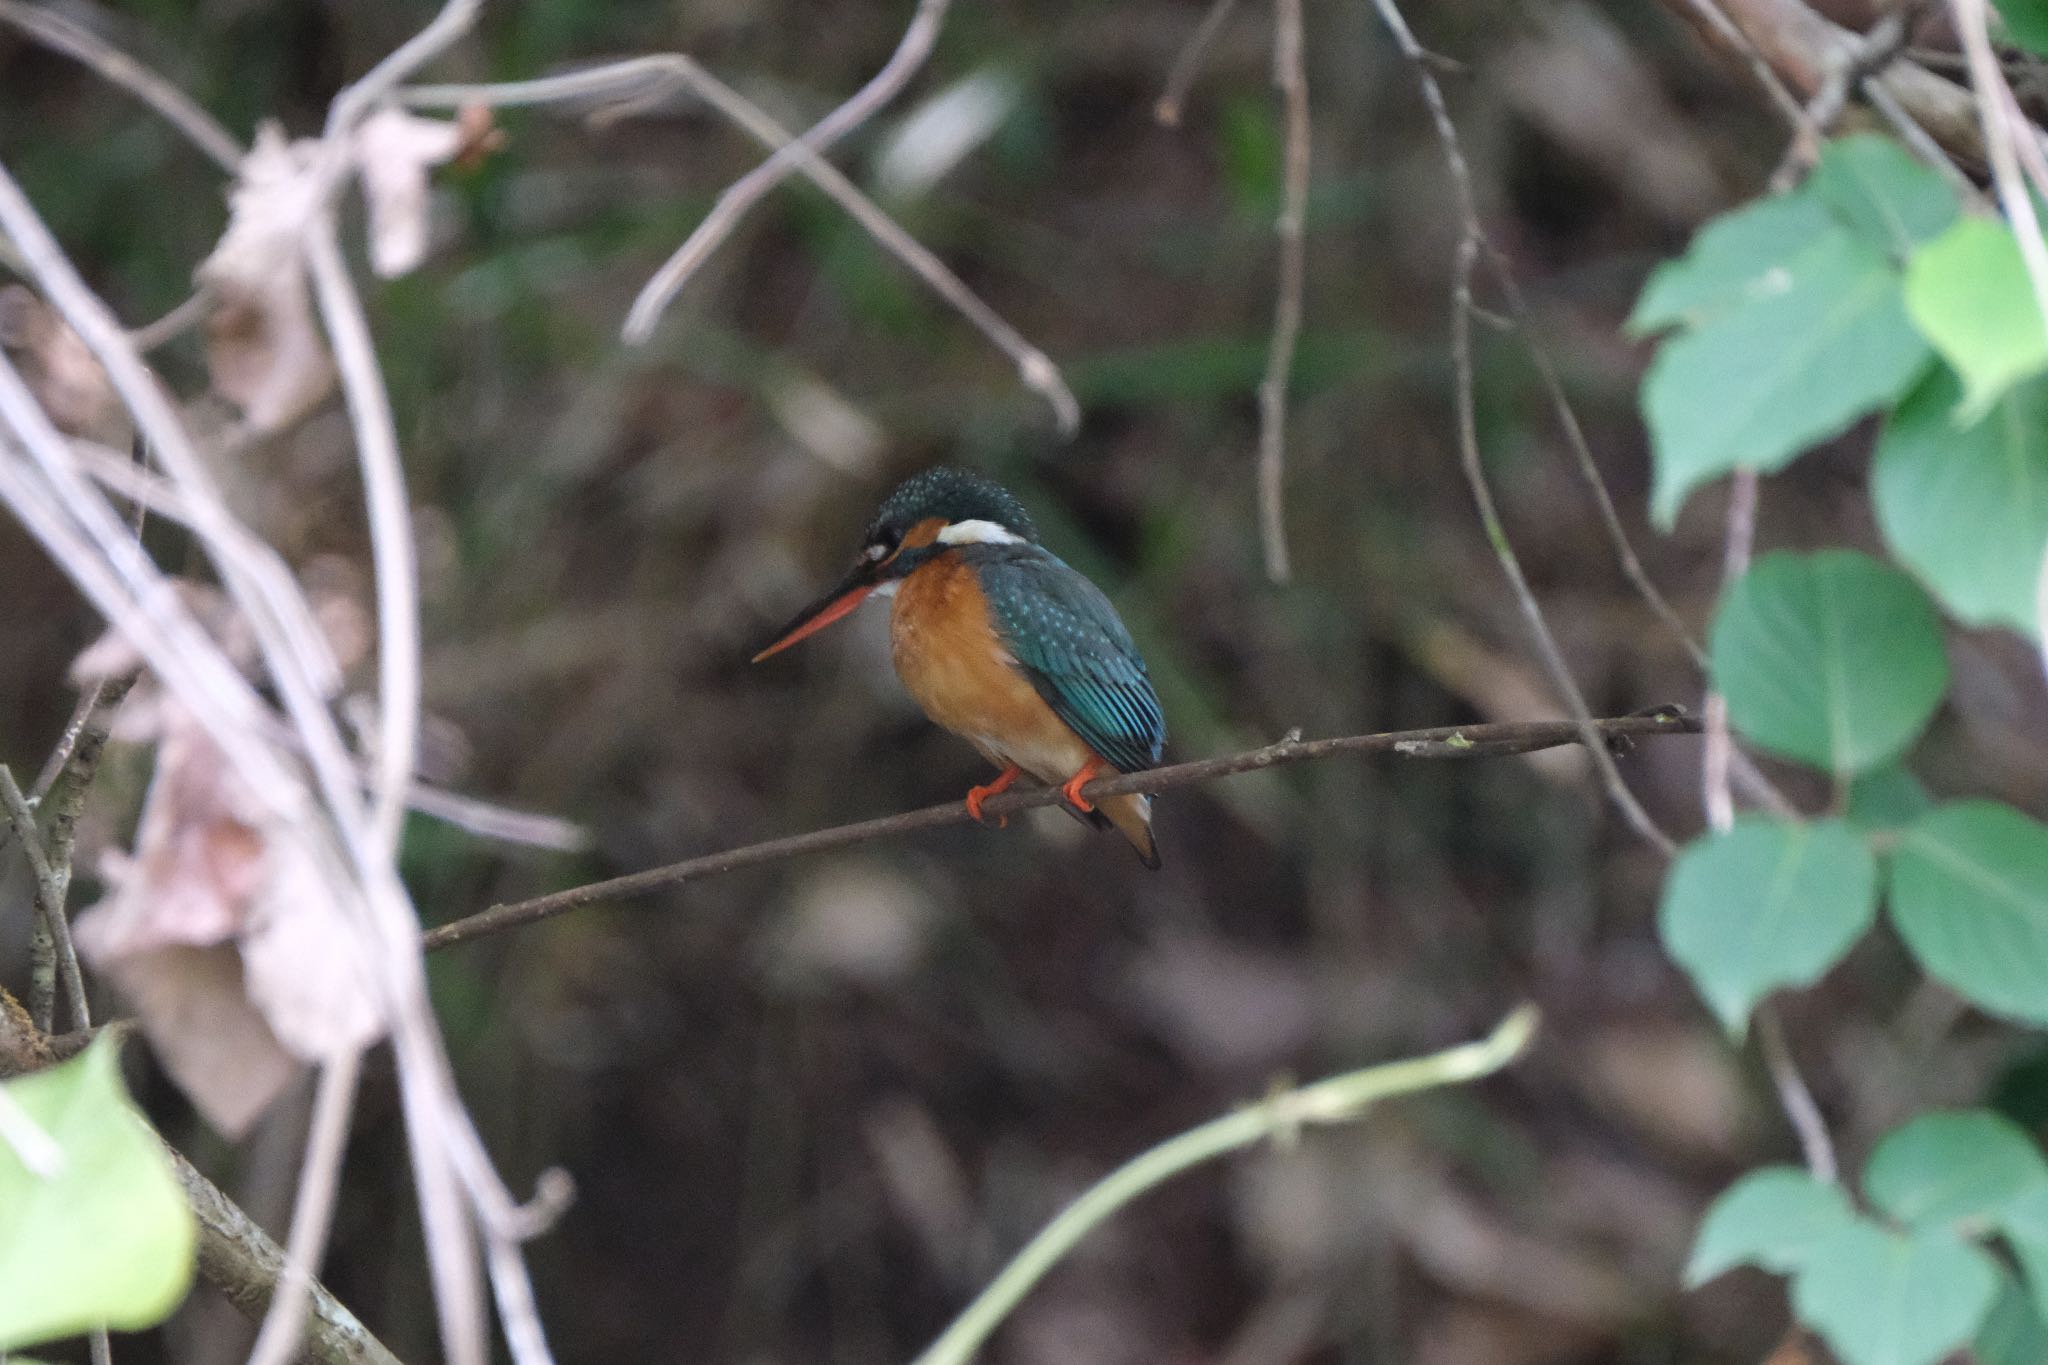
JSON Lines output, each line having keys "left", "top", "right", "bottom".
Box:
{"left": 422, "top": 711, "right": 1701, "bottom": 951}
{"left": 621, "top": 0, "right": 954, "bottom": 343}
{"left": 402, "top": 54, "right": 1078, "bottom": 434}
{"left": 0, "top": 0, "right": 242, "bottom": 171}
{"left": 1155, "top": 0, "right": 1244, "bottom": 126}
{"left": 0, "top": 764, "right": 88, "bottom": 1031}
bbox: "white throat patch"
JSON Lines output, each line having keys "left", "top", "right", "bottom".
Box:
{"left": 936, "top": 519, "right": 1023, "bottom": 546}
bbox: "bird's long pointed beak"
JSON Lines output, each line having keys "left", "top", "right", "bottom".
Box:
{"left": 751, "top": 562, "right": 880, "bottom": 662}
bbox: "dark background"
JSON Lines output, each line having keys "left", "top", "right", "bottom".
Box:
{"left": 7, "top": 0, "right": 2048, "bottom": 1361}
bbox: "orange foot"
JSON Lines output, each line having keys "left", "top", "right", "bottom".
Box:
{"left": 1059, "top": 757, "right": 1108, "bottom": 814}
{"left": 966, "top": 764, "right": 1023, "bottom": 826}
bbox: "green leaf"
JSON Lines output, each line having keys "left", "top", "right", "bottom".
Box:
{"left": 1997, "top": 1182, "right": 2048, "bottom": 1323}
{"left": 1890, "top": 802, "right": 2048, "bottom": 1024}
{"left": 1974, "top": 1271, "right": 2048, "bottom": 1365}
{"left": 1628, "top": 191, "right": 1837, "bottom": 335}
{"left": 1791, "top": 1221, "right": 2000, "bottom": 1365}
{"left": 1846, "top": 764, "right": 1935, "bottom": 834}
{"left": 1646, "top": 229, "right": 1931, "bottom": 526}
{"left": 1865, "top": 1110, "right": 2048, "bottom": 1230}
{"left": 1686, "top": 1165, "right": 1860, "bottom": 1285}
{"left": 1903, "top": 217, "right": 2048, "bottom": 420}
{"left": 1709, "top": 550, "right": 1949, "bottom": 775}
{"left": 1874, "top": 366, "right": 2048, "bottom": 636}
{"left": 1995, "top": 0, "right": 2048, "bottom": 57}
{"left": 1659, "top": 818, "right": 1878, "bottom": 1035}
{"left": 0, "top": 1037, "right": 195, "bottom": 1348}
{"left": 1808, "top": 134, "right": 1961, "bottom": 258}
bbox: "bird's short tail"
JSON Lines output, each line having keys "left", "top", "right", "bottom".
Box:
{"left": 1095, "top": 792, "right": 1160, "bottom": 869}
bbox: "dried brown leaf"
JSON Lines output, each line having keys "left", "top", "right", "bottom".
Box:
{"left": 74, "top": 710, "right": 382, "bottom": 1134}
{"left": 0, "top": 283, "right": 130, "bottom": 448}
{"left": 197, "top": 124, "right": 334, "bottom": 431}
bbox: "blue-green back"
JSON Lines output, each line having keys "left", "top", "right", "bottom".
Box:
{"left": 968, "top": 544, "right": 1165, "bottom": 774}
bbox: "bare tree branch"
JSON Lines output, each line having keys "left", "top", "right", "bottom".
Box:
{"left": 1256, "top": 0, "right": 1309, "bottom": 584}
{"left": 621, "top": 0, "right": 954, "bottom": 342}
{"left": 1154, "top": 0, "right": 1244, "bottom": 126}
{"left": 1366, "top": 0, "right": 1680, "bottom": 857}
{"left": 0, "top": 0, "right": 242, "bottom": 171}
{"left": 401, "top": 55, "right": 1078, "bottom": 434}
{"left": 422, "top": 711, "right": 1701, "bottom": 951}
{"left": 1660, "top": 0, "right": 2005, "bottom": 161}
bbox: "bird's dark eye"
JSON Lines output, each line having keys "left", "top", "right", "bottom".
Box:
{"left": 863, "top": 535, "right": 894, "bottom": 563}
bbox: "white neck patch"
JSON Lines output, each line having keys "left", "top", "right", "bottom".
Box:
{"left": 936, "top": 519, "right": 1023, "bottom": 546}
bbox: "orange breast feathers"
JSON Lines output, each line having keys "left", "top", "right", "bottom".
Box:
{"left": 888, "top": 551, "right": 1097, "bottom": 782}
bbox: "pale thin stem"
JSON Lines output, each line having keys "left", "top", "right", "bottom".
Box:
{"left": 405, "top": 57, "right": 1077, "bottom": 433}
{"left": 1756, "top": 1005, "right": 1838, "bottom": 1183}
{"left": 1449, "top": 243, "right": 1676, "bottom": 855}
{"left": 1256, "top": 0, "right": 1309, "bottom": 584}
{"left": 304, "top": 222, "right": 418, "bottom": 858}
{"left": 910, "top": 1007, "right": 1538, "bottom": 1365}
{"left": 622, "top": 0, "right": 954, "bottom": 343}
{"left": 1156, "top": 0, "right": 1244, "bottom": 126}
{"left": 1702, "top": 469, "right": 1757, "bottom": 834}
{"left": 0, "top": 0, "right": 242, "bottom": 171}
{"left": 247, "top": 1051, "right": 363, "bottom": 1365}
{"left": 322, "top": 0, "right": 481, "bottom": 139}
{"left": 129, "top": 288, "right": 214, "bottom": 353}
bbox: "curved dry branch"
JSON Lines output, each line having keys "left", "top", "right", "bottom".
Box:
{"left": 1663, "top": 0, "right": 2003, "bottom": 162}
{"left": 422, "top": 710, "right": 1702, "bottom": 952}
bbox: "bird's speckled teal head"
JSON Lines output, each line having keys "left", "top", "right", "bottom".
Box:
{"left": 863, "top": 467, "right": 1038, "bottom": 550}
{"left": 751, "top": 467, "right": 1036, "bottom": 661}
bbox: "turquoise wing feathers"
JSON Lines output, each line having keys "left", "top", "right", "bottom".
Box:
{"left": 971, "top": 545, "right": 1166, "bottom": 774}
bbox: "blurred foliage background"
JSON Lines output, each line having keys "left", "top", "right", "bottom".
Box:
{"left": 7, "top": 0, "right": 2048, "bottom": 1361}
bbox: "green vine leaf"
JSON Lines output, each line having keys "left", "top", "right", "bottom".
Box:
{"left": 1791, "top": 1221, "right": 2000, "bottom": 1365}
{"left": 1864, "top": 1110, "right": 2048, "bottom": 1230}
{"left": 1709, "top": 550, "right": 1949, "bottom": 776}
{"left": 1659, "top": 818, "right": 1877, "bottom": 1037}
{"left": 1889, "top": 802, "right": 2048, "bottom": 1025}
{"left": 1903, "top": 217, "right": 2048, "bottom": 421}
{"left": 0, "top": 1036, "right": 196, "bottom": 1349}
{"left": 1686, "top": 1165, "right": 1859, "bottom": 1286}
{"left": 1644, "top": 230, "right": 1931, "bottom": 527}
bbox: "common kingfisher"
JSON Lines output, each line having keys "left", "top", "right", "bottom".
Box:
{"left": 753, "top": 467, "right": 1166, "bottom": 867}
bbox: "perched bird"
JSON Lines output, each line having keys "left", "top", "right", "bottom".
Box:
{"left": 753, "top": 467, "right": 1167, "bottom": 867}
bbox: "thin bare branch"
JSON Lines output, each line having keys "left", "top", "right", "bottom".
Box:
{"left": 247, "top": 1051, "right": 364, "bottom": 1365}
{"left": 0, "top": 0, "right": 242, "bottom": 171}
{"left": 1677, "top": 0, "right": 1813, "bottom": 133}
{"left": 0, "top": 764, "right": 89, "bottom": 1031}
{"left": 1364, "top": 0, "right": 1678, "bottom": 854}
{"left": 621, "top": 0, "right": 953, "bottom": 343}
{"left": 1756, "top": 1006, "right": 1839, "bottom": 1182}
{"left": 165, "top": 1136, "right": 407, "bottom": 1365}
{"left": 1256, "top": 0, "right": 1309, "bottom": 584}
{"left": 1702, "top": 469, "right": 1756, "bottom": 833}
{"left": 1155, "top": 0, "right": 1245, "bottom": 126}
{"left": 129, "top": 288, "right": 214, "bottom": 353}
{"left": 422, "top": 711, "right": 1700, "bottom": 951}
{"left": 304, "top": 222, "right": 417, "bottom": 858}
{"left": 403, "top": 56, "right": 1078, "bottom": 434}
